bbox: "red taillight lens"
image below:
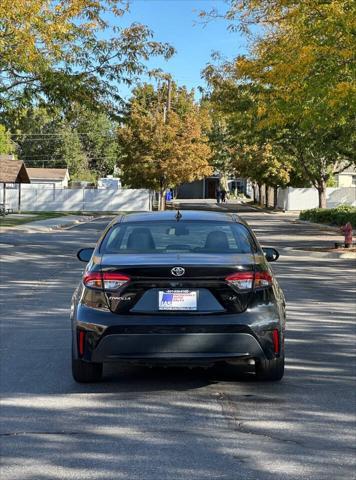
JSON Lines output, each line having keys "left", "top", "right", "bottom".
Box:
{"left": 225, "top": 271, "right": 272, "bottom": 290}
{"left": 83, "top": 272, "right": 130, "bottom": 290}
{"left": 83, "top": 272, "right": 102, "bottom": 289}
{"left": 78, "top": 330, "right": 85, "bottom": 356}
{"left": 273, "top": 329, "right": 279, "bottom": 354}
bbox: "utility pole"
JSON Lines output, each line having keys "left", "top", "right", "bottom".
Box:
{"left": 160, "top": 77, "right": 172, "bottom": 211}
{"left": 166, "top": 77, "right": 172, "bottom": 122}
{"left": 162, "top": 77, "right": 171, "bottom": 124}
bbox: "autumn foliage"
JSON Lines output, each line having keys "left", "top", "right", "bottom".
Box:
{"left": 0, "top": 0, "right": 174, "bottom": 113}
{"left": 118, "top": 84, "right": 212, "bottom": 196}
{"left": 203, "top": 0, "right": 356, "bottom": 207}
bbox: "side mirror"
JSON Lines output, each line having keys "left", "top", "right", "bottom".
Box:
{"left": 77, "top": 248, "right": 94, "bottom": 262}
{"left": 262, "top": 247, "right": 280, "bottom": 262}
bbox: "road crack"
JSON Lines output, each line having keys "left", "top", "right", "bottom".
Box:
{"left": 215, "top": 391, "right": 305, "bottom": 447}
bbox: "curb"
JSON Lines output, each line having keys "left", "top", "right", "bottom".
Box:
{"left": 238, "top": 202, "right": 301, "bottom": 218}
{"left": 49, "top": 216, "right": 96, "bottom": 231}
{"left": 293, "top": 219, "right": 341, "bottom": 233}
{"left": 279, "top": 246, "right": 356, "bottom": 260}
{"left": 240, "top": 202, "right": 286, "bottom": 214}
{"left": 1, "top": 215, "right": 95, "bottom": 233}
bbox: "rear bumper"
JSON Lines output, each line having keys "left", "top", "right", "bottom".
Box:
{"left": 91, "top": 332, "right": 265, "bottom": 363}
{"left": 72, "top": 303, "right": 285, "bottom": 364}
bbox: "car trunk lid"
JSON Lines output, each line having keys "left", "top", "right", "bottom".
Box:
{"left": 99, "top": 253, "right": 257, "bottom": 315}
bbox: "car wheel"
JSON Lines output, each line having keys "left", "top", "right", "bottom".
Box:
{"left": 72, "top": 357, "right": 103, "bottom": 383}
{"left": 255, "top": 355, "right": 284, "bottom": 381}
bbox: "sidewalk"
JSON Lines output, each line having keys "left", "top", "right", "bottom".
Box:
{"left": 0, "top": 214, "right": 94, "bottom": 233}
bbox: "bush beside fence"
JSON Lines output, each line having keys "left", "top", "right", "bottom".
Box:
{"left": 299, "top": 205, "right": 356, "bottom": 226}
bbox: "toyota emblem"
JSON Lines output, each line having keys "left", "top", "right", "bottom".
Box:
{"left": 171, "top": 266, "right": 185, "bottom": 277}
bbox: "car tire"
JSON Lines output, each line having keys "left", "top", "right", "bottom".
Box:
{"left": 72, "top": 357, "right": 103, "bottom": 383}
{"left": 255, "top": 355, "right": 284, "bottom": 381}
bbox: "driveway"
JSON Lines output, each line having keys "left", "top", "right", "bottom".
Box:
{"left": 0, "top": 207, "right": 355, "bottom": 480}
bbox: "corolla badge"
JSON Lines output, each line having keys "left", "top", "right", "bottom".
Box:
{"left": 171, "top": 266, "right": 185, "bottom": 277}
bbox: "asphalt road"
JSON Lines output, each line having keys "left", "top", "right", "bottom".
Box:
{"left": 1, "top": 206, "right": 355, "bottom": 480}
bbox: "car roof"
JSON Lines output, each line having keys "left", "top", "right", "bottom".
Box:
{"left": 113, "top": 210, "right": 245, "bottom": 224}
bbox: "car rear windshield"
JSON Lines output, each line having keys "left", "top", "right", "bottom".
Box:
{"left": 100, "top": 221, "right": 256, "bottom": 254}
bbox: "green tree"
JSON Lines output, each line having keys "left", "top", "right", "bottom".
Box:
{"left": 0, "top": 124, "right": 15, "bottom": 154}
{"left": 207, "top": 113, "right": 234, "bottom": 191}
{"left": 118, "top": 82, "right": 212, "bottom": 209}
{"left": 235, "top": 142, "right": 293, "bottom": 206}
{"left": 9, "top": 105, "right": 120, "bottom": 179}
{"left": 203, "top": 82, "right": 297, "bottom": 205}
{"left": 66, "top": 105, "right": 119, "bottom": 177}
{"left": 53, "top": 126, "right": 89, "bottom": 180}
{"left": 9, "top": 107, "right": 64, "bottom": 167}
{"left": 0, "top": 0, "right": 174, "bottom": 115}
{"left": 202, "top": 0, "right": 356, "bottom": 207}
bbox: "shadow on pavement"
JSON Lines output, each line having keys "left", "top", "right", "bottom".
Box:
{"left": 0, "top": 212, "right": 355, "bottom": 480}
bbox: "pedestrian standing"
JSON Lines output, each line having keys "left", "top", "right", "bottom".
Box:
{"left": 221, "top": 189, "right": 226, "bottom": 203}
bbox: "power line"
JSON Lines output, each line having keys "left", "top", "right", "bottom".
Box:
{"left": 22, "top": 159, "right": 118, "bottom": 164}
{"left": 20, "top": 155, "right": 119, "bottom": 162}
{"left": 10, "top": 132, "right": 116, "bottom": 137}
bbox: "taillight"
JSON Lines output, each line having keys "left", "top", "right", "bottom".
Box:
{"left": 255, "top": 271, "right": 272, "bottom": 288}
{"left": 102, "top": 272, "right": 130, "bottom": 290}
{"left": 83, "top": 272, "right": 130, "bottom": 290}
{"left": 272, "top": 329, "right": 280, "bottom": 354}
{"left": 83, "top": 272, "right": 102, "bottom": 289}
{"left": 225, "top": 271, "right": 272, "bottom": 290}
{"left": 225, "top": 272, "right": 254, "bottom": 290}
{"left": 78, "top": 330, "right": 85, "bottom": 356}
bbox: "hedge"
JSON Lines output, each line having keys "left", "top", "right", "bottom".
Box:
{"left": 299, "top": 205, "right": 356, "bottom": 227}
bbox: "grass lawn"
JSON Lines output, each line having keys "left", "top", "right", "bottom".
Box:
{"left": 0, "top": 211, "right": 82, "bottom": 228}
{"left": 0, "top": 210, "right": 132, "bottom": 228}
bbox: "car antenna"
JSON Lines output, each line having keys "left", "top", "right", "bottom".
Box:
{"left": 175, "top": 209, "right": 182, "bottom": 221}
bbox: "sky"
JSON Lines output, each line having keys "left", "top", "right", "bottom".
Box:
{"left": 112, "top": 0, "right": 248, "bottom": 99}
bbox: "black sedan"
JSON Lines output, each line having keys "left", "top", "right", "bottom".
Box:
{"left": 71, "top": 210, "right": 286, "bottom": 382}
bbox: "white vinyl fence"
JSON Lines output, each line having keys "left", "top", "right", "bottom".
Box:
{"left": 276, "top": 187, "right": 356, "bottom": 211}
{"left": 0, "top": 185, "right": 151, "bottom": 212}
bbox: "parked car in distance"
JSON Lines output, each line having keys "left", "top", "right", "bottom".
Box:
{"left": 71, "top": 210, "right": 286, "bottom": 382}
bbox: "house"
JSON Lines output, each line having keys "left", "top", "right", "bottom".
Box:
{"left": 26, "top": 168, "right": 70, "bottom": 188}
{"left": 335, "top": 165, "right": 356, "bottom": 187}
{"left": 0, "top": 155, "right": 31, "bottom": 210}
{"left": 98, "top": 176, "right": 122, "bottom": 189}
{"left": 177, "top": 175, "right": 250, "bottom": 199}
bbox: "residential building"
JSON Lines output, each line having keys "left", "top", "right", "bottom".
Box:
{"left": 177, "top": 175, "right": 250, "bottom": 199}
{"left": 335, "top": 166, "right": 356, "bottom": 187}
{"left": 26, "top": 168, "right": 70, "bottom": 188}
{"left": 0, "top": 156, "right": 31, "bottom": 210}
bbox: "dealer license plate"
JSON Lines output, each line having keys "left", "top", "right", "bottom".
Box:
{"left": 158, "top": 290, "right": 197, "bottom": 311}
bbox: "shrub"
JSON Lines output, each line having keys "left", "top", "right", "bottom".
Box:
{"left": 299, "top": 205, "right": 356, "bottom": 226}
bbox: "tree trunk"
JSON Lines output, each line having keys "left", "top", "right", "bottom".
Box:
{"left": 258, "top": 184, "right": 263, "bottom": 206}
{"left": 273, "top": 186, "right": 278, "bottom": 209}
{"left": 252, "top": 183, "right": 258, "bottom": 203}
{"left": 265, "top": 185, "right": 269, "bottom": 208}
{"left": 317, "top": 180, "right": 327, "bottom": 208}
{"left": 158, "top": 176, "right": 166, "bottom": 211}
{"left": 159, "top": 189, "right": 166, "bottom": 211}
